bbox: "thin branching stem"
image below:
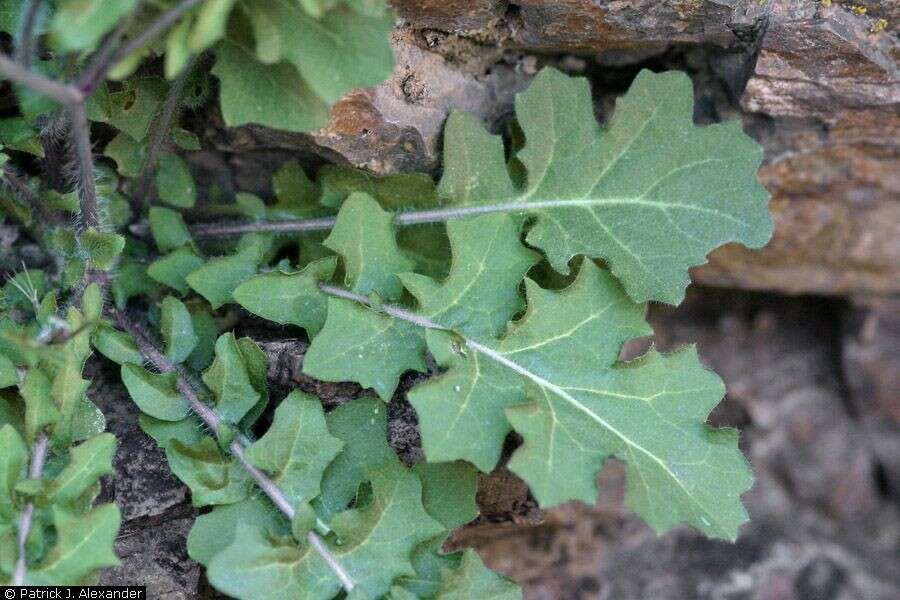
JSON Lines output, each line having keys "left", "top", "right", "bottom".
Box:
{"left": 110, "top": 308, "right": 355, "bottom": 593}
{"left": 188, "top": 201, "right": 547, "bottom": 238}
{"left": 14, "top": 0, "right": 43, "bottom": 66}
{"left": 76, "top": 0, "right": 203, "bottom": 95}
{"left": 12, "top": 432, "right": 49, "bottom": 586}
{"left": 134, "top": 54, "right": 198, "bottom": 206}
{"left": 0, "top": 53, "right": 83, "bottom": 105}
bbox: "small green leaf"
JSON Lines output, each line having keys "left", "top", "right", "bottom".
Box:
{"left": 20, "top": 368, "right": 60, "bottom": 443}
{"left": 166, "top": 437, "right": 251, "bottom": 507}
{"left": 104, "top": 131, "right": 145, "bottom": 177}
{"left": 234, "top": 257, "right": 336, "bottom": 336}
{"left": 326, "top": 193, "right": 415, "bottom": 300}
{"left": 186, "top": 245, "right": 262, "bottom": 309}
{"left": 201, "top": 333, "right": 260, "bottom": 424}
{"left": 212, "top": 38, "right": 330, "bottom": 133}
{"left": 149, "top": 207, "right": 193, "bottom": 252}
{"left": 26, "top": 504, "right": 120, "bottom": 585}
{"left": 187, "top": 495, "right": 287, "bottom": 565}
{"left": 121, "top": 364, "right": 190, "bottom": 422}
{"left": 319, "top": 166, "right": 436, "bottom": 209}
{"left": 185, "top": 307, "right": 217, "bottom": 372}
{"left": 81, "top": 229, "right": 125, "bottom": 271}
{"left": 111, "top": 260, "right": 159, "bottom": 309}
{"left": 188, "top": 0, "right": 238, "bottom": 53}
{"left": 0, "top": 353, "right": 19, "bottom": 388}
{"left": 92, "top": 324, "right": 144, "bottom": 365}
{"left": 246, "top": 391, "right": 342, "bottom": 506}
{"left": 0, "top": 424, "right": 28, "bottom": 520}
{"left": 160, "top": 296, "right": 199, "bottom": 364}
{"left": 148, "top": 245, "right": 204, "bottom": 295}
{"left": 45, "top": 433, "right": 116, "bottom": 507}
{"left": 156, "top": 152, "right": 197, "bottom": 208}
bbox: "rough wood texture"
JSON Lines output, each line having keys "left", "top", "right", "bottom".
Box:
{"left": 210, "top": 0, "right": 898, "bottom": 296}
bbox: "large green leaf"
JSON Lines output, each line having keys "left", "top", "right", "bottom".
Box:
{"left": 438, "top": 68, "right": 772, "bottom": 304}
{"left": 239, "top": 0, "right": 393, "bottom": 106}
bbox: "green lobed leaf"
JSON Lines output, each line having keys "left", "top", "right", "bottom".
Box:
{"left": 233, "top": 257, "right": 336, "bottom": 336}
{"left": 186, "top": 244, "right": 262, "bottom": 309}
{"left": 201, "top": 333, "right": 261, "bottom": 425}
{"left": 245, "top": 391, "right": 343, "bottom": 507}
{"left": 314, "top": 397, "right": 396, "bottom": 521}
{"left": 44, "top": 433, "right": 116, "bottom": 508}
{"left": 400, "top": 215, "right": 539, "bottom": 339}
{"left": 438, "top": 68, "right": 772, "bottom": 304}
{"left": 303, "top": 298, "right": 427, "bottom": 401}
{"left": 206, "top": 462, "right": 443, "bottom": 600}
{"left": 325, "top": 193, "right": 415, "bottom": 300}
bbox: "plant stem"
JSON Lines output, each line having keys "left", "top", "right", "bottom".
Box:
{"left": 134, "top": 55, "right": 197, "bottom": 207}
{"left": 76, "top": 0, "right": 203, "bottom": 95}
{"left": 68, "top": 102, "right": 99, "bottom": 230}
{"left": 0, "top": 165, "right": 60, "bottom": 227}
{"left": 0, "top": 53, "right": 83, "bottom": 105}
{"left": 188, "top": 201, "right": 548, "bottom": 238}
{"left": 15, "top": 0, "right": 42, "bottom": 67}
{"left": 110, "top": 309, "right": 355, "bottom": 593}
{"left": 12, "top": 433, "right": 49, "bottom": 586}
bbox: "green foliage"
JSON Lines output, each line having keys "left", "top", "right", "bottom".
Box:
{"left": 0, "top": 302, "right": 120, "bottom": 585}
{"left": 0, "top": 0, "right": 773, "bottom": 590}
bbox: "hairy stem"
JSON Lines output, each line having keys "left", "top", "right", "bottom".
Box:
{"left": 77, "top": 0, "right": 203, "bottom": 95}
{"left": 68, "top": 102, "right": 99, "bottom": 231}
{"left": 110, "top": 309, "right": 354, "bottom": 592}
{"left": 14, "top": 0, "right": 42, "bottom": 66}
{"left": 0, "top": 165, "right": 60, "bottom": 227}
{"left": 134, "top": 55, "right": 198, "bottom": 206}
{"left": 12, "top": 433, "right": 49, "bottom": 586}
